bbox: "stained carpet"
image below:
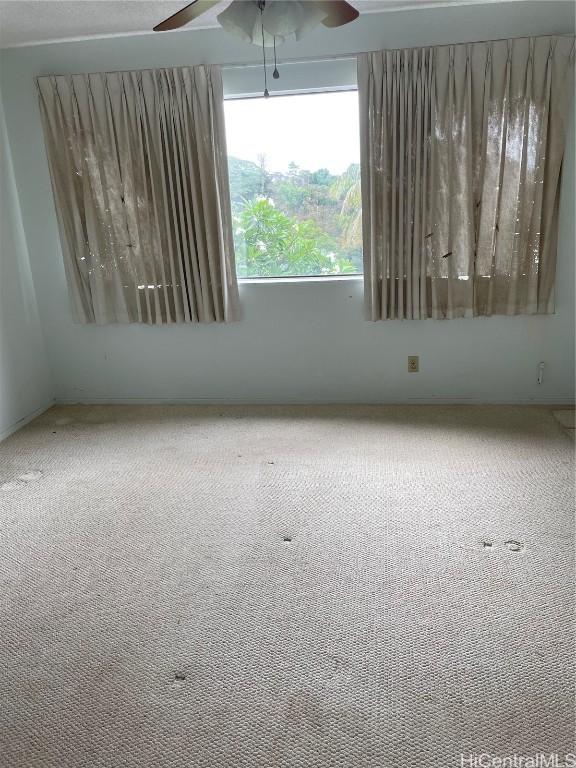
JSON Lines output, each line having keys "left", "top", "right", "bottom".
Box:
{"left": 0, "top": 405, "right": 574, "bottom": 767}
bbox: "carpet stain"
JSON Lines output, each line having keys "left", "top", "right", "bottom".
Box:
{"left": 17, "top": 470, "right": 43, "bottom": 483}
{"left": 1, "top": 470, "right": 43, "bottom": 490}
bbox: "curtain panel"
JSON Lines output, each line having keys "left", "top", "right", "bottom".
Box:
{"left": 37, "top": 66, "right": 240, "bottom": 324}
{"left": 358, "top": 36, "right": 575, "bottom": 320}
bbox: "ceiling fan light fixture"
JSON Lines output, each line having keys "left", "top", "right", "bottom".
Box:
{"left": 264, "top": 1, "right": 327, "bottom": 40}
{"left": 217, "top": 0, "right": 259, "bottom": 45}
{"left": 217, "top": 0, "right": 328, "bottom": 47}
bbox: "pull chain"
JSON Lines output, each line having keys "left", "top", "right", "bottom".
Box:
{"left": 260, "top": 5, "right": 269, "bottom": 98}
{"left": 273, "top": 36, "right": 280, "bottom": 80}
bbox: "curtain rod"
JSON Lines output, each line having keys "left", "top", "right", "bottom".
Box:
{"left": 221, "top": 33, "right": 574, "bottom": 70}
{"left": 36, "top": 33, "right": 573, "bottom": 79}
{"left": 36, "top": 53, "right": 354, "bottom": 80}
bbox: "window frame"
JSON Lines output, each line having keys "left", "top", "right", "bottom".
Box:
{"left": 222, "top": 58, "right": 363, "bottom": 284}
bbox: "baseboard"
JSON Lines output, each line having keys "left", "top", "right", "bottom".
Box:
{"left": 0, "top": 400, "right": 55, "bottom": 442}
{"left": 54, "top": 395, "right": 575, "bottom": 406}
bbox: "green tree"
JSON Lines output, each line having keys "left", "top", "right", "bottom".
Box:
{"left": 227, "top": 156, "right": 363, "bottom": 276}
{"left": 309, "top": 168, "right": 334, "bottom": 187}
{"left": 227, "top": 156, "right": 263, "bottom": 215}
{"left": 234, "top": 198, "right": 355, "bottom": 278}
{"left": 275, "top": 181, "right": 308, "bottom": 213}
{"left": 330, "top": 163, "right": 362, "bottom": 249}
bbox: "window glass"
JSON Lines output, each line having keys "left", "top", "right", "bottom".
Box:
{"left": 224, "top": 91, "right": 362, "bottom": 278}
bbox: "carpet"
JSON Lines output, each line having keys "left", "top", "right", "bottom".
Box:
{"left": 0, "top": 405, "right": 574, "bottom": 767}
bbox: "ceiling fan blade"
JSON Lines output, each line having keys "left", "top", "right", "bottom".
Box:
{"left": 315, "top": 0, "right": 359, "bottom": 28}
{"left": 153, "top": 0, "right": 222, "bottom": 32}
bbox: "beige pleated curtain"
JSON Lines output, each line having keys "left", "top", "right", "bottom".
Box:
{"left": 358, "top": 36, "right": 575, "bottom": 320}
{"left": 37, "top": 66, "right": 239, "bottom": 324}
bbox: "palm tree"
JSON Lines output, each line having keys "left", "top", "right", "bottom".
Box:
{"left": 331, "top": 164, "right": 362, "bottom": 249}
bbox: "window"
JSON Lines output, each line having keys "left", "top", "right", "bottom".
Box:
{"left": 224, "top": 90, "right": 362, "bottom": 279}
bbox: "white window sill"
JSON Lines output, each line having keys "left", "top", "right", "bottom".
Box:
{"left": 238, "top": 274, "right": 364, "bottom": 286}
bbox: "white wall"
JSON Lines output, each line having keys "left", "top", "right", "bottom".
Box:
{"left": 0, "top": 87, "right": 53, "bottom": 438}
{"left": 0, "top": 1, "right": 574, "bottom": 405}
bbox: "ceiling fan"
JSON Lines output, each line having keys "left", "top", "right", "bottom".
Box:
{"left": 154, "top": 1, "right": 360, "bottom": 43}
{"left": 154, "top": 0, "right": 359, "bottom": 96}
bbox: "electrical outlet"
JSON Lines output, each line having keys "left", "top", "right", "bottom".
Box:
{"left": 408, "top": 356, "right": 419, "bottom": 373}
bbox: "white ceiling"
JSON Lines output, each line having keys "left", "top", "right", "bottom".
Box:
{"left": 0, "top": 0, "right": 519, "bottom": 49}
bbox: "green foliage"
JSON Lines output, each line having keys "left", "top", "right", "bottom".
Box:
{"left": 229, "top": 157, "right": 363, "bottom": 277}
{"left": 329, "top": 164, "right": 363, "bottom": 249}
{"left": 275, "top": 181, "right": 308, "bottom": 212}
{"left": 234, "top": 198, "right": 355, "bottom": 278}
{"left": 227, "top": 156, "right": 266, "bottom": 212}
{"left": 308, "top": 168, "right": 334, "bottom": 187}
